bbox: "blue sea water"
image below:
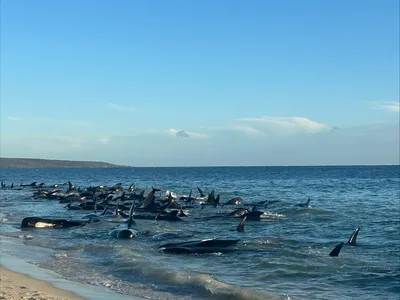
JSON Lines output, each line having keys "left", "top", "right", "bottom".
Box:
{"left": 0, "top": 166, "right": 399, "bottom": 300}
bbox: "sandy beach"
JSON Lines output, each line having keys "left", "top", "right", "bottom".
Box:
{"left": 0, "top": 266, "right": 85, "bottom": 300}
{"left": 0, "top": 236, "right": 144, "bottom": 300}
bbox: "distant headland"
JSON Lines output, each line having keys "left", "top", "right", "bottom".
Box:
{"left": 0, "top": 157, "right": 132, "bottom": 168}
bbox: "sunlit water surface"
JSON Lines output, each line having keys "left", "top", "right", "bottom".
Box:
{"left": 0, "top": 166, "right": 399, "bottom": 300}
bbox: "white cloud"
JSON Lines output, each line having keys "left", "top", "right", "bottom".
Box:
{"left": 108, "top": 102, "right": 137, "bottom": 112}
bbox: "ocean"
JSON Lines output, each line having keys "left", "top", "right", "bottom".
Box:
{"left": 0, "top": 166, "right": 399, "bottom": 300}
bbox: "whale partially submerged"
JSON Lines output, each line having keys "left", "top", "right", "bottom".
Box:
{"left": 108, "top": 200, "right": 139, "bottom": 239}
{"left": 21, "top": 217, "right": 93, "bottom": 229}
{"left": 159, "top": 238, "right": 240, "bottom": 254}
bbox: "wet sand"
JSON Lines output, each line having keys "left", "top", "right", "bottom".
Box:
{"left": 0, "top": 266, "right": 85, "bottom": 300}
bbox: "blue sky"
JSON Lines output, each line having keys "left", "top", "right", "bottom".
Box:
{"left": 1, "top": 0, "right": 399, "bottom": 166}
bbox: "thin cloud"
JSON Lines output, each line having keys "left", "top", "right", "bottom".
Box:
{"left": 231, "top": 124, "right": 264, "bottom": 136}
{"left": 7, "top": 116, "right": 25, "bottom": 121}
{"left": 238, "top": 116, "right": 333, "bottom": 134}
{"left": 108, "top": 102, "right": 137, "bottom": 112}
{"left": 200, "top": 124, "right": 263, "bottom": 138}
{"left": 368, "top": 101, "right": 400, "bottom": 113}
{"left": 379, "top": 102, "right": 399, "bottom": 113}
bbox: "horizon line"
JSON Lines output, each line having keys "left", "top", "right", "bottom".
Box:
{"left": 1, "top": 157, "right": 399, "bottom": 168}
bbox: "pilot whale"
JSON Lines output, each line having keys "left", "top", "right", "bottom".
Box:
{"left": 21, "top": 217, "right": 92, "bottom": 229}
{"left": 108, "top": 201, "right": 138, "bottom": 239}
{"left": 159, "top": 238, "right": 240, "bottom": 254}
{"left": 347, "top": 227, "right": 360, "bottom": 246}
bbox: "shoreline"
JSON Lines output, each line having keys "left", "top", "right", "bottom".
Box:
{"left": 0, "top": 266, "right": 85, "bottom": 300}
{"left": 0, "top": 251, "right": 144, "bottom": 300}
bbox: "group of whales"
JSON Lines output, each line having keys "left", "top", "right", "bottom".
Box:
{"left": 11, "top": 180, "right": 360, "bottom": 256}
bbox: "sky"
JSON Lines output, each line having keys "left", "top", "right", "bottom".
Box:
{"left": 1, "top": 0, "right": 399, "bottom": 166}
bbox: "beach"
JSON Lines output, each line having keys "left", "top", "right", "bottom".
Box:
{"left": 0, "top": 238, "right": 142, "bottom": 300}
{"left": 0, "top": 266, "right": 84, "bottom": 300}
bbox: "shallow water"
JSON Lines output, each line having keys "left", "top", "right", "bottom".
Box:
{"left": 0, "top": 166, "right": 399, "bottom": 299}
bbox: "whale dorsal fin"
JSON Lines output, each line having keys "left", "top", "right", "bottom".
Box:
{"left": 329, "top": 242, "right": 344, "bottom": 257}
{"left": 140, "top": 188, "right": 157, "bottom": 209}
{"left": 188, "top": 189, "right": 192, "bottom": 200}
{"left": 197, "top": 186, "right": 205, "bottom": 197}
{"left": 347, "top": 227, "right": 360, "bottom": 246}
{"left": 167, "top": 192, "right": 173, "bottom": 205}
{"left": 237, "top": 216, "right": 247, "bottom": 232}
{"left": 207, "top": 190, "right": 215, "bottom": 203}
{"left": 214, "top": 194, "right": 220, "bottom": 206}
{"left": 126, "top": 199, "right": 137, "bottom": 229}
{"left": 179, "top": 205, "right": 186, "bottom": 217}
{"left": 114, "top": 199, "right": 120, "bottom": 216}
{"left": 128, "top": 200, "right": 135, "bottom": 218}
